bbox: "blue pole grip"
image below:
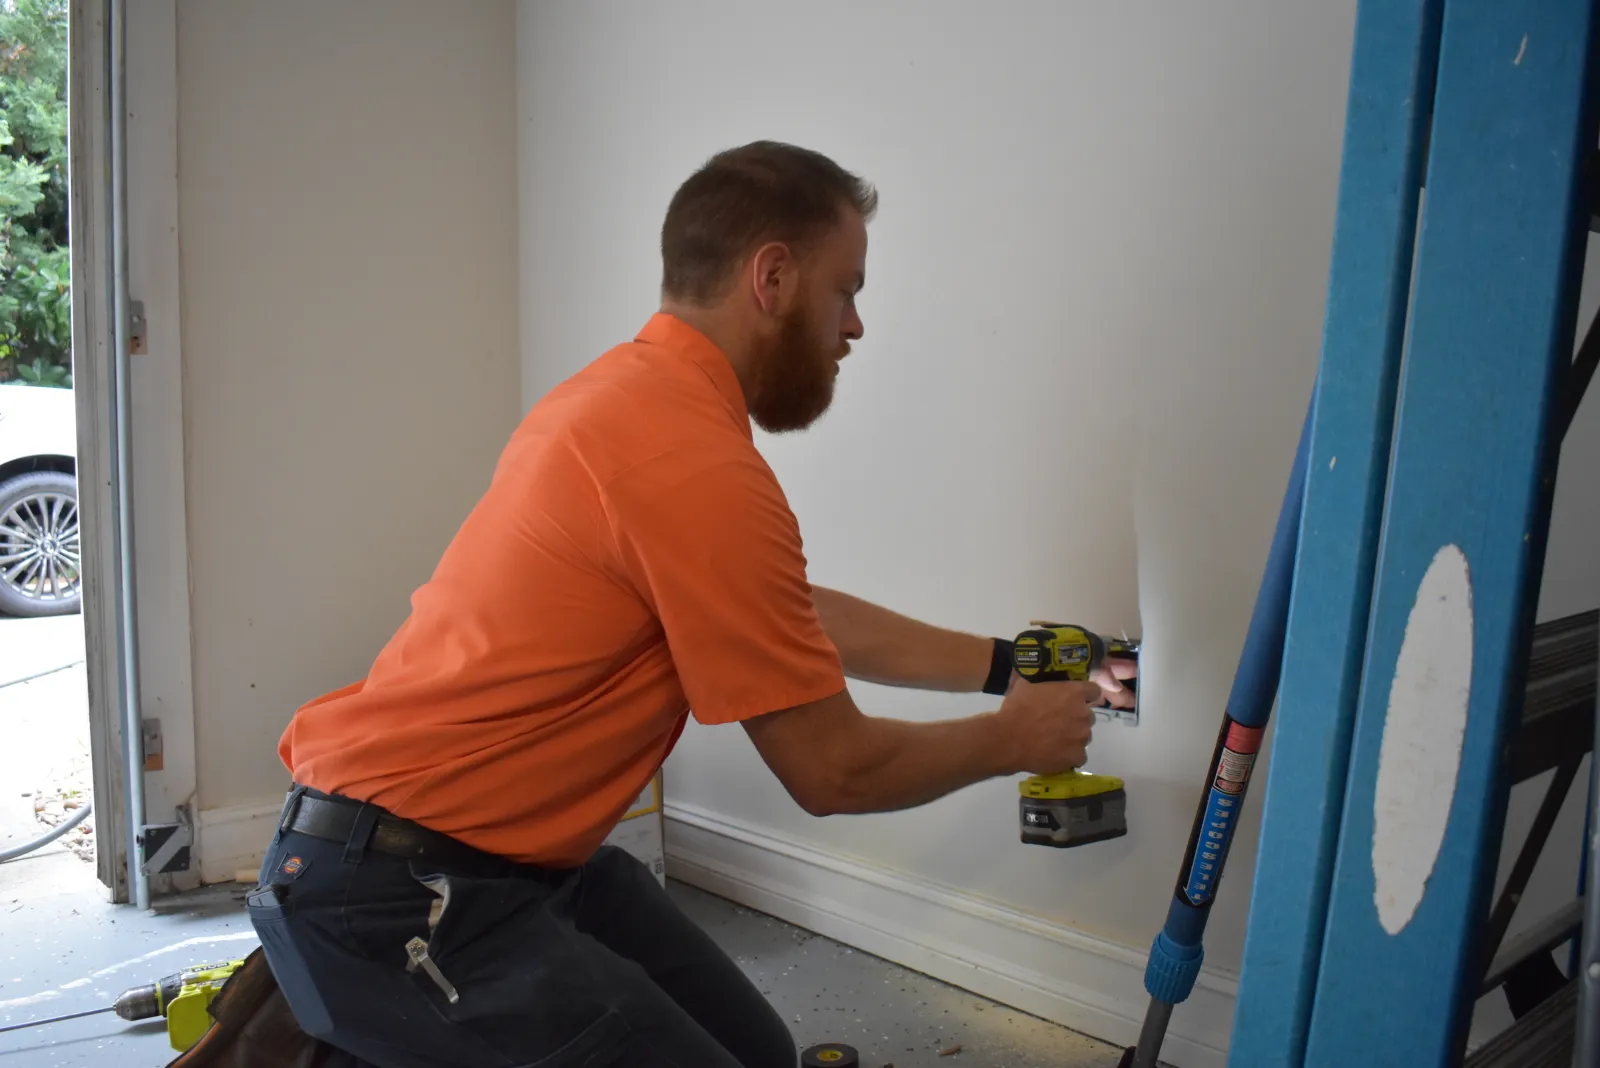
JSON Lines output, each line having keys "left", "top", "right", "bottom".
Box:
{"left": 1145, "top": 927, "right": 1207, "bottom": 1004}
{"left": 1143, "top": 384, "right": 1317, "bottom": 1005}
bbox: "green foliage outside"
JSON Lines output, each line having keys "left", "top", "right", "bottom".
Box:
{"left": 0, "top": 0, "right": 70, "bottom": 387}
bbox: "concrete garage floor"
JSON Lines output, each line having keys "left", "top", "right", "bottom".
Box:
{"left": 678, "top": 884, "right": 1123, "bottom": 1068}
{"left": 1, "top": 860, "right": 1123, "bottom": 1068}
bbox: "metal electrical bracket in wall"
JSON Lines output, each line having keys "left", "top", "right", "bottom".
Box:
{"left": 128, "top": 298, "right": 146, "bottom": 354}
{"left": 1095, "top": 706, "right": 1140, "bottom": 728}
{"left": 139, "top": 803, "right": 192, "bottom": 875}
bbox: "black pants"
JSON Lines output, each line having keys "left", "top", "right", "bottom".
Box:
{"left": 247, "top": 789, "right": 795, "bottom": 1068}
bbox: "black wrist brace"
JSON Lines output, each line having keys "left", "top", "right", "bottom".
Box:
{"left": 983, "top": 638, "right": 1015, "bottom": 696}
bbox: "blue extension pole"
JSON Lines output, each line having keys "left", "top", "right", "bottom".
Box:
{"left": 1123, "top": 382, "right": 1317, "bottom": 1068}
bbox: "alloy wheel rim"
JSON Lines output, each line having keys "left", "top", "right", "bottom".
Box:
{"left": 0, "top": 490, "right": 82, "bottom": 603}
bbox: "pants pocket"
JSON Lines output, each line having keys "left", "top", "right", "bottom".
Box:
{"left": 406, "top": 864, "right": 529, "bottom": 957}
{"left": 245, "top": 886, "right": 337, "bottom": 1040}
{"left": 398, "top": 867, "right": 627, "bottom": 1067}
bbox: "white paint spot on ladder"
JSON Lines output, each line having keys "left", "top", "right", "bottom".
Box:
{"left": 1372, "top": 543, "right": 1473, "bottom": 936}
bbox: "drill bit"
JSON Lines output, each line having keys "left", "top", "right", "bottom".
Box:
{"left": 0, "top": 1006, "right": 116, "bottom": 1034}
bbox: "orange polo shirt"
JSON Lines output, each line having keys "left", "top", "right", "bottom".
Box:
{"left": 279, "top": 313, "right": 847, "bottom": 866}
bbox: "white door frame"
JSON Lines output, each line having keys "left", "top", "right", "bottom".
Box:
{"left": 68, "top": 0, "right": 129, "bottom": 902}
{"left": 123, "top": 0, "right": 201, "bottom": 899}
{"left": 68, "top": 0, "right": 200, "bottom": 904}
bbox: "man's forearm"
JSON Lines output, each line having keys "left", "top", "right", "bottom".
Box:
{"left": 815, "top": 711, "right": 1019, "bottom": 815}
{"left": 810, "top": 586, "right": 996, "bottom": 692}
{"left": 743, "top": 663, "right": 1098, "bottom": 819}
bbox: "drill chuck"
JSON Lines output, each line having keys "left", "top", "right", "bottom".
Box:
{"left": 113, "top": 973, "right": 182, "bottom": 1021}
{"left": 112, "top": 985, "right": 160, "bottom": 1022}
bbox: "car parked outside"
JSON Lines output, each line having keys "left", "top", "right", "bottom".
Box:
{"left": 0, "top": 383, "right": 79, "bottom": 617}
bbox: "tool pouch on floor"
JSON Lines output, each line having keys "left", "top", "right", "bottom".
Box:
{"left": 162, "top": 947, "right": 364, "bottom": 1068}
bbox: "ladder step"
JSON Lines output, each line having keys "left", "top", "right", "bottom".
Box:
{"left": 1513, "top": 609, "right": 1598, "bottom": 783}
{"left": 1464, "top": 977, "right": 1576, "bottom": 1068}
{"left": 1481, "top": 898, "right": 1586, "bottom": 996}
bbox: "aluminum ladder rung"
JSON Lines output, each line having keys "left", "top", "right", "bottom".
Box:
{"left": 1464, "top": 978, "right": 1577, "bottom": 1068}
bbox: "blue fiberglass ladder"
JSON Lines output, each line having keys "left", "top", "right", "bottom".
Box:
{"left": 1221, "top": 1, "right": 1600, "bottom": 1066}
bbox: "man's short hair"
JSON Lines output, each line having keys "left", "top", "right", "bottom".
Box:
{"left": 660, "top": 141, "right": 877, "bottom": 305}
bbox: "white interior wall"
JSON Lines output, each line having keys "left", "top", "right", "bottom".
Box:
{"left": 517, "top": 3, "right": 1359, "bottom": 1063}
{"left": 1543, "top": 238, "right": 1600, "bottom": 625}
{"left": 168, "top": 0, "right": 521, "bottom": 874}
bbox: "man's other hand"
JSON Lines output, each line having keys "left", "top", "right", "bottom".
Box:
{"left": 1090, "top": 654, "right": 1138, "bottom": 710}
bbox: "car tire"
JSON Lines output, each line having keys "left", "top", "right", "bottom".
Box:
{"left": 0, "top": 470, "right": 82, "bottom": 618}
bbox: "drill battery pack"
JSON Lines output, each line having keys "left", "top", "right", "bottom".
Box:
{"left": 1019, "top": 771, "right": 1128, "bottom": 848}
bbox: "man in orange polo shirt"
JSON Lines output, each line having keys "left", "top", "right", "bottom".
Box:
{"left": 249, "top": 141, "right": 1129, "bottom": 1068}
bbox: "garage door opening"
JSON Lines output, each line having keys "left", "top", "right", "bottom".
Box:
{"left": 0, "top": 0, "right": 96, "bottom": 894}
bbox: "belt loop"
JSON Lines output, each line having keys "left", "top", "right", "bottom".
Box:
{"left": 278, "top": 784, "right": 308, "bottom": 836}
{"left": 342, "top": 803, "right": 380, "bottom": 865}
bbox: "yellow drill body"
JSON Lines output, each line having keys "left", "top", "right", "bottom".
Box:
{"left": 113, "top": 958, "right": 245, "bottom": 1052}
{"left": 1013, "top": 623, "right": 1135, "bottom": 848}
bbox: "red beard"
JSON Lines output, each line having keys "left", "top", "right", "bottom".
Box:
{"left": 746, "top": 307, "right": 840, "bottom": 434}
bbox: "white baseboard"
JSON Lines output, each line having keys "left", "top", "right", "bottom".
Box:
{"left": 196, "top": 799, "right": 283, "bottom": 885}
{"left": 665, "top": 802, "right": 1236, "bottom": 1068}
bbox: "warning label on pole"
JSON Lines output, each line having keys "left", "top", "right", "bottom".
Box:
{"left": 1213, "top": 724, "right": 1265, "bottom": 795}
{"left": 1183, "top": 723, "right": 1267, "bottom": 906}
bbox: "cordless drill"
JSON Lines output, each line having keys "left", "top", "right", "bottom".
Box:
{"left": 1013, "top": 623, "right": 1139, "bottom": 848}
{"left": 0, "top": 958, "right": 245, "bottom": 1051}
{"left": 113, "top": 958, "right": 244, "bottom": 1051}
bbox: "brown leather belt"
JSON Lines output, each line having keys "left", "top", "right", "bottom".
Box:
{"left": 281, "top": 789, "right": 524, "bottom": 877}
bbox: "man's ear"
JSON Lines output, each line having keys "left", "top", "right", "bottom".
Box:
{"left": 748, "top": 241, "right": 798, "bottom": 317}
